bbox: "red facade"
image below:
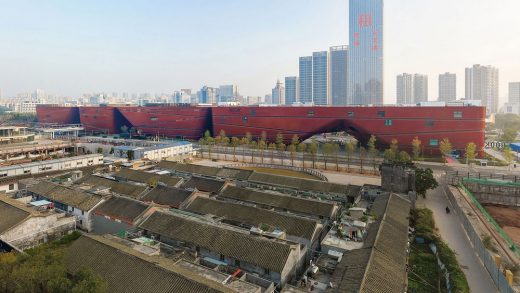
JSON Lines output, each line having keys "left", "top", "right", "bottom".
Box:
{"left": 36, "top": 105, "right": 485, "bottom": 154}
{"left": 36, "top": 105, "right": 80, "bottom": 125}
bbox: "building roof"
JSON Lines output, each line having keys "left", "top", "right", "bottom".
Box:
{"left": 65, "top": 235, "right": 230, "bottom": 293}
{"left": 114, "top": 168, "right": 182, "bottom": 187}
{"left": 186, "top": 197, "right": 319, "bottom": 240}
{"left": 182, "top": 176, "right": 226, "bottom": 193}
{"left": 330, "top": 194, "right": 411, "bottom": 293}
{"left": 247, "top": 172, "right": 349, "bottom": 194}
{"left": 27, "top": 181, "right": 104, "bottom": 211}
{"left": 75, "top": 175, "right": 147, "bottom": 198}
{"left": 93, "top": 196, "right": 149, "bottom": 224}
{"left": 142, "top": 185, "right": 193, "bottom": 208}
{"left": 139, "top": 211, "right": 295, "bottom": 272}
{"left": 157, "top": 162, "right": 252, "bottom": 180}
{"left": 0, "top": 196, "right": 31, "bottom": 234}
{"left": 220, "top": 186, "right": 336, "bottom": 218}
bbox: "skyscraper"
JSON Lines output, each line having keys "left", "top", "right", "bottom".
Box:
{"left": 438, "top": 73, "right": 456, "bottom": 102}
{"left": 348, "top": 0, "right": 384, "bottom": 105}
{"left": 285, "top": 76, "right": 298, "bottom": 105}
{"left": 199, "top": 86, "right": 217, "bottom": 104}
{"left": 413, "top": 74, "right": 428, "bottom": 103}
{"left": 299, "top": 56, "right": 313, "bottom": 104}
{"left": 330, "top": 45, "right": 349, "bottom": 105}
{"left": 218, "top": 85, "right": 239, "bottom": 103}
{"left": 465, "top": 64, "right": 499, "bottom": 114}
{"left": 271, "top": 80, "right": 285, "bottom": 105}
{"left": 312, "top": 51, "right": 328, "bottom": 105}
{"left": 509, "top": 82, "right": 520, "bottom": 104}
{"left": 396, "top": 73, "right": 413, "bottom": 104}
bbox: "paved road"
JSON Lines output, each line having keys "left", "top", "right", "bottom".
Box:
{"left": 418, "top": 183, "right": 498, "bottom": 293}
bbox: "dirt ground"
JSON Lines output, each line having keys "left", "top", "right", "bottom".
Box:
{"left": 484, "top": 204, "right": 520, "bottom": 246}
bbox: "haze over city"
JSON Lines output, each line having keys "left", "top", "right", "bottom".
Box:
{"left": 1, "top": 0, "right": 519, "bottom": 105}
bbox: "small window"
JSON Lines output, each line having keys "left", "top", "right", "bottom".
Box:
{"left": 377, "top": 111, "right": 385, "bottom": 117}
{"left": 249, "top": 109, "right": 256, "bottom": 115}
{"left": 425, "top": 119, "right": 434, "bottom": 127}
{"left": 347, "top": 111, "right": 354, "bottom": 117}
{"left": 242, "top": 116, "right": 248, "bottom": 122}
{"left": 235, "top": 259, "right": 240, "bottom": 267}
{"left": 71, "top": 207, "right": 75, "bottom": 212}
{"left": 81, "top": 210, "right": 84, "bottom": 216}
{"left": 8, "top": 184, "right": 14, "bottom": 191}
{"left": 264, "top": 268, "right": 270, "bottom": 275}
{"left": 429, "top": 139, "right": 439, "bottom": 146}
{"left": 150, "top": 116, "right": 158, "bottom": 121}
{"left": 79, "top": 220, "right": 83, "bottom": 225}
{"left": 24, "top": 170, "right": 30, "bottom": 174}
{"left": 220, "top": 254, "right": 225, "bottom": 261}
{"left": 453, "top": 111, "right": 462, "bottom": 118}
{"left": 307, "top": 111, "right": 315, "bottom": 117}
{"left": 385, "top": 119, "right": 393, "bottom": 126}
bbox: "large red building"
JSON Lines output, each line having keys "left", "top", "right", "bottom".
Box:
{"left": 36, "top": 104, "right": 485, "bottom": 155}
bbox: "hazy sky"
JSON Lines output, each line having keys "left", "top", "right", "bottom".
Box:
{"left": 1, "top": 0, "right": 519, "bottom": 105}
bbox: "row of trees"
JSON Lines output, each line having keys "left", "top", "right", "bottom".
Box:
{"left": 200, "top": 130, "right": 492, "bottom": 169}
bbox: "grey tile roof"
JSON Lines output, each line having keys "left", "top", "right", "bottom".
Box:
{"left": 93, "top": 196, "right": 149, "bottom": 224}
{"left": 220, "top": 186, "right": 337, "bottom": 218}
{"left": 139, "top": 211, "right": 294, "bottom": 272}
{"left": 330, "top": 194, "right": 411, "bottom": 293}
{"left": 186, "top": 197, "right": 319, "bottom": 240}
{"left": 247, "top": 172, "right": 349, "bottom": 194}
{"left": 65, "top": 235, "right": 228, "bottom": 293}
{"left": 142, "top": 185, "right": 193, "bottom": 208}
{"left": 182, "top": 176, "right": 226, "bottom": 193}
{"left": 28, "top": 181, "right": 104, "bottom": 211}
{"left": 114, "top": 169, "right": 182, "bottom": 187}
{"left": 76, "top": 175, "right": 147, "bottom": 198}
{"left": 0, "top": 198, "right": 31, "bottom": 234}
{"left": 157, "top": 162, "right": 252, "bottom": 180}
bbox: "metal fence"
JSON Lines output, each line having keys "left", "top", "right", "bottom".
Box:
{"left": 443, "top": 180, "right": 516, "bottom": 293}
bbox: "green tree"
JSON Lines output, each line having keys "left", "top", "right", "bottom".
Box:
{"left": 278, "top": 143, "right": 286, "bottom": 165}
{"left": 390, "top": 138, "right": 399, "bottom": 154}
{"left": 96, "top": 147, "right": 103, "bottom": 154}
{"left": 231, "top": 137, "right": 240, "bottom": 161}
{"left": 275, "top": 132, "right": 284, "bottom": 148}
{"left": 291, "top": 134, "right": 300, "bottom": 147}
{"left": 367, "top": 135, "right": 378, "bottom": 172}
{"left": 307, "top": 142, "right": 318, "bottom": 168}
{"left": 412, "top": 136, "right": 422, "bottom": 160}
{"left": 250, "top": 140, "right": 257, "bottom": 163}
{"left": 346, "top": 140, "right": 356, "bottom": 171}
{"left": 297, "top": 143, "right": 307, "bottom": 167}
{"left": 268, "top": 143, "right": 277, "bottom": 164}
{"left": 332, "top": 143, "right": 341, "bottom": 171}
{"left": 206, "top": 136, "right": 215, "bottom": 160}
{"left": 501, "top": 128, "right": 518, "bottom": 143}
{"left": 415, "top": 168, "right": 439, "bottom": 198}
{"left": 397, "top": 151, "right": 412, "bottom": 163}
{"left": 288, "top": 144, "right": 297, "bottom": 166}
{"left": 359, "top": 147, "right": 367, "bottom": 174}
{"left": 503, "top": 146, "right": 514, "bottom": 169}
{"left": 240, "top": 137, "right": 249, "bottom": 162}
{"left": 465, "top": 142, "right": 477, "bottom": 165}
{"left": 322, "top": 143, "right": 334, "bottom": 170}
{"left": 258, "top": 139, "right": 266, "bottom": 163}
{"left": 384, "top": 148, "right": 396, "bottom": 161}
{"left": 439, "top": 138, "right": 452, "bottom": 163}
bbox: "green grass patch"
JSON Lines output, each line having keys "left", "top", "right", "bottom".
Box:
{"left": 408, "top": 243, "right": 441, "bottom": 293}
{"left": 238, "top": 166, "right": 322, "bottom": 180}
{"left": 409, "top": 208, "right": 470, "bottom": 293}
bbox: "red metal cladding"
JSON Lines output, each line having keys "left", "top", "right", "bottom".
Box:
{"left": 36, "top": 105, "right": 80, "bottom": 125}
{"left": 37, "top": 105, "right": 485, "bottom": 154}
{"left": 78, "top": 106, "right": 123, "bottom": 134}
{"left": 116, "top": 106, "right": 212, "bottom": 140}
{"left": 211, "top": 106, "right": 486, "bottom": 154}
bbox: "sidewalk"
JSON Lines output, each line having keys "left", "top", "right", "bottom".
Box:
{"left": 418, "top": 184, "right": 497, "bottom": 293}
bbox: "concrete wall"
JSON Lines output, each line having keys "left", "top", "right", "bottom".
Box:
{"left": 1, "top": 214, "right": 75, "bottom": 250}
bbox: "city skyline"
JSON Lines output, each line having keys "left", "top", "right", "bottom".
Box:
{"left": 1, "top": 0, "right": 519, "bottom": 106}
